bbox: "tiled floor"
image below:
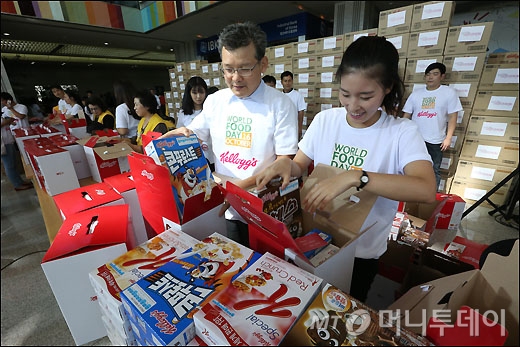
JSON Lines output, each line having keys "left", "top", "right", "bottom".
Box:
{"left": 1, "top": 169, "right": 518, "bottom": 346}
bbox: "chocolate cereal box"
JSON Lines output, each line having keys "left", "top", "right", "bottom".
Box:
{"left": 193, "top": 252, "right": 323, "bottom": 346}
{"left": 282, "top": 283, "right": 434, "bottom": 346}
{"left": 120, "top": 233, "right": 260, "bottom": 346}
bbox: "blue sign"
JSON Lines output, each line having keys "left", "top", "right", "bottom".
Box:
{"left": 197, "top": 35, "right": 219, "bottom": 56}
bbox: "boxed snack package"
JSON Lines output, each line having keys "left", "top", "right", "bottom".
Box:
{"left": 120, "top": 233, "right": 260, "bottom": 346}
{"left": 295, "top": 229, "right": 332, "bottom": 259}
{"left": 193, "top": 252, "right": 323, "bottom": 346}
{"left": 282, "top": 283, "right": 433, "bottom": 346}
{"left": 249, "top": 177, "right": 303, "bottom": 238}
{"left": 89, "top": 229, "right": 198, "bottom": 346}
{"left": 129, "top": 135, "right": 225, "bottom": 239}
{"left": 41, "top": 205, "right": 129, "bottom": 346}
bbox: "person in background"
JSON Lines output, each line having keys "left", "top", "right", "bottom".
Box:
{"left": 50, "top": 84, "right": 72, "bottom": 116}
{"left": 281, "top": 70, "right": 306, "bottom": 139}
{"left": 1, "top": 98, "right": 33, "bottom": 191}
{"left": 177, "top": 76, "right": 215, "bottom": 171}
{"left": 1, "top": 92, "right": 29, "bottom": 131}
{"left": 149, "top": 88, "right": 161, "bottom": 111}
{"left": 402, "top": 62, "right": 462, "bottom": 191}
{"left": 207, "top": 86, "right": 219, "bottom": 95}
{"left": 262, "top": 75, "right": 276, "bottom": 88}
{"left": 122, "top": 90, "right": 174, "bottom": 154}
{"left": 159, "top": 21, "right": 298, "bottom": 247}
{"left": 24, "top": 97, "right": 46, "bottom": 123}
{"left": 81, "top": 96, "right": 93, "bottom": 121}
{"left": 86, "top": 96, "right": 115, "bottom": 134}
{"left": 113, "top": 80, "right": 140, "bottom": 140}
{"left": 255, "top": 35, "right": 436, "bottom": 303}
{"left": 63, "top": 89, "right": 85, "bottom": 119}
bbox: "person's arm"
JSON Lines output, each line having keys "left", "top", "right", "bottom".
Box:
{"left": 402, "top": 112, "right": 412, "bottom": 119}
{"left": 297, "top": 110, "right": 304, "bottom": 139}
{"left": 441, "top": 112, "right": 457, "bottom": 151}
{"left": 158, "top": 126, "right": 193, "bottom": 138}
{"left": 8, "top": 104, "right": 27, "bottom": 120}
{"left": 301, "top": 160, "right": 436, "bottom": 213}
{"left": 1, "top": 116, "right": 15, "bottom": 127}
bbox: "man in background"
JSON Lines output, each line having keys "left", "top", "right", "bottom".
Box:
{"left": 281, "top": 70, "right": 306, "bottom": 139}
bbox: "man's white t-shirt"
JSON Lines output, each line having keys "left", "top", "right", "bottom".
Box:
{"left": 65, "top": 103, "right": 84, "bottom": 118}
{"left": 284, "top": 88, "right": 307, "bottom": 112}
{"left": 189, "top": 82, "right": 298, "bottom": 220}
{"left": 299, "top": 107, "right": 432, "bottom": 259}
{"left": 115, "top": 103, "right": 139, "bottom": 138}
{"left": 2, "top": 104, "right": 29, "bottom": 131}
{"left": 402, "top": 85, "right": 463, "bottom": 144}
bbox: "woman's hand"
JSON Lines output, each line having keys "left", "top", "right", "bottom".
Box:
{"left": 302, "top": 171, "right": 354, "bottom": 213}
{"left": 255, "top": 157, "right": 293, "bottom": 190}
{"left": 158, "top": 126, "right": 193, "bottom": 139}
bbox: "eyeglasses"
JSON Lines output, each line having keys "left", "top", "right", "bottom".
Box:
{"left": 221, "top": 62, "right": 259, "bottom": 77}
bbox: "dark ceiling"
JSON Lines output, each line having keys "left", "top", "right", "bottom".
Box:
{"left": 0, "top": 1, "right": 482, "bottom": 65}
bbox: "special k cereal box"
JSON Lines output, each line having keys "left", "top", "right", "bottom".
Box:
{"left": 89, "top": 229, "right": 198, "bottom": 318}
{"left": 120, "top": 233, "right": 260, "bottom": 346}
{"left": 193, "top": 252, "right": 323, "bottom": 346}
{"left": 282, "top": 283, "right": 433, "bottom": 346}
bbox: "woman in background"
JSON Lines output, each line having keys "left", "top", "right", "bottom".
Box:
{"left": 122, "top": 90, "right": 174, "bottom": 153}
{"left": 63, "top": 89, "right": 85, "bottom": 119}
{"left": 86, "top": 96, "right": 115, "bottom": 134}
{"left": 113, "top": 80, "right": 140, "bottom": 141}
{"left": 177, "top": 76, "right": 215, "bottom": 171}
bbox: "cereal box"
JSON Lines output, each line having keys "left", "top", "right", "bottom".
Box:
{"left": 144, "top": 134, "right": 216, "bottom": 220}
{"left": 249, "top": 177, "right": 303, "bottom": 238}
{"left": 193, "top": 252, "right": 323, "bottom": 346}
{"left": 282, "top": 283, "right": 434, "bottom": 346}
{"left": 120, "top": 233, "right": 260, "bottom": 346}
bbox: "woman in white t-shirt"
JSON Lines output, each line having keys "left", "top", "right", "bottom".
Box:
{"left": 177, "top": 76, "right": 215, "bottom": 171}
{"left": 63, "top": 89, "right": 85, "bottom": 119}
{"left": 113, "top": 80, "right": 140, "bottom": 140}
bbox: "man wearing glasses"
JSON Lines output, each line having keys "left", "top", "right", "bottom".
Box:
{"left": 160, "top": 21, "right": 298, "bottom": 247}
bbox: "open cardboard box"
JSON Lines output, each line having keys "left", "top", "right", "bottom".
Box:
{"left": 223, "top": 163, "right": 378, "bottom": 293}
{"left": 388, "top": 240, "right": 519, "bottom": 346}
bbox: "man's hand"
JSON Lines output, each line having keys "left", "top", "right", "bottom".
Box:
{"left": 158, "top": 126, "right": 193, "bottom": 139}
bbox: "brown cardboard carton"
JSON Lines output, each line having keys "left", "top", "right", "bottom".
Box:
{"left": 378, "top": 5, "right": 413, "bottom": 36}
{"left": 471, "top": 90, "right": 519, "bottom": 117}
{"left": 478, "top": 63, "right": 519, "bottom": 91}
{"left": 388, "top": 240, "right": 519, "bottom": 346}
{"left": 444, "top": 22, "right": 494, "bottom": 55}
{"left": 343, "top": 28, "right": 378, "bottom": 49}
{"left": 404, "top": 56, "right": 443, "bottom": 82}
{"left": 442, "top": 53, "right": 487, "bottom": 82}
{"left": 407, "top": 27, "right": 448, "bottom": 58}
{"left": 459, "top": 138, "right": 519, "bottom": 168}
{"left": 454, "top": 160, "right": 516, "bottom": 189}
{"left": 465, "top": 115, "right": 519, "bottom": 143}
{"left": 410, "top": 1, "right": 455, "bottom": 32}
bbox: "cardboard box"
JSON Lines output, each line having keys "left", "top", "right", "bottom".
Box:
{"left": 448, "top": 81, "right": 479, "bottom": 108}
{"left": 291, "top": 56, "right": 317, "bottom": 73}
{"left": 315, "top": 34, "right": 345, "bottom": 55}
{"left": 294, "top": 71, "right": 319, "bottom": 86}
{"left": 77, "top": 135, "right": 132, "bottom": 182}
{"left": 104, "top": 173, "right": 149, "bottom": 248}
{"left": 89, "top": 229, "right": 198, "bottom": 345}
{"left": 272, "top": 43, "right": 294, "bottom": 60}
{"left": 442, "top": 236, "right": 488, "bottom": 269}
{"left": 459, "top": 138, "right": 519, "bottom": 168}
{"left": 127, "top": 151, "right": 225, "bottom": 239}
{"left": 268, "top": 59, "right": 293, "bottom": 76}
{"left": 224, "top": 164, "right": 378, "bottom": 293}
{"left": 292, "top": 39, "right": 319, "bottom": 56}
{"left": 449, "top": 178, "right": 510, "bottom": 207}
{"left": 404, "top": 56, "right": 443, "bottom": 82}
{"left": 439, "top": 151, "right": 459, "bottom": 176}
{"left": 465, "top": 115, "right": 519, "bottom": 143}
{"left": 478, "top": 64, "right": 519, "bottom": 91}
{"left": 249, "top": 177, "right": 303, "bottom": 238}
{"left": 343, "top": 28, "right": 378, "bottom": 50}
{"left": 471, "top": 90, "right": 519, "bottom": 117}
{"left": 386, "top": 32, "right": 410, "bottom": 59}
{"left": 444, "top": 22, "right": 494, "bottom": 55}
{"left": 486, "top": 51, "right": 520, "bottom": 65}
{"left": 315, "top": 53, "right": 342, "bottom": 72}
{"left": 378, "top": 5, "right": 413, "bottom": 36}
{"left": 120, "top": 233, "right": 260, "bottom": 346}
{"left": 12, "top": 127, "right": 41, "bottom": 165}
{"left": 407, "top": 27, "right": 448, "bottom": 58}
{"left": 388, "top": 240, "right": 519, "bottom": 346}
{"left": 410, "top": 1, "right": 455, "bottom": 32}
{"left": 193, "top": 252, "right": 323, "bottom": 346}
{"left": 454, "top": 160, "right": 516, "bottom": 189}
{"left": 41, "top": 205, "right": 129, "bottom": 346}
{"left": 24, "top": 143, "right": 80, "bottom": 196}
{"left": 442, "top": 53, "right": 487, "bottom": 82}
{"left": 283, "top": 283, "right": 434, "bottom": 346}
{"left": 47, "top": 133, "right": 91, "bottom": 179}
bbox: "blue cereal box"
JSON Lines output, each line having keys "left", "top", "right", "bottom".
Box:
{"left": 144, "top": 134, "right": 215, "bottom": 219}
{"left": 120, "top": 233, "right": 260, "bottom": 346}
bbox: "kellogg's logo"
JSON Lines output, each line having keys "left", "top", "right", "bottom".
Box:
{"left": 68, "top": 222, "right": 81, "bottom": 236}
{"left": 100, "top": 160, "right": 118, "bottom": 168}
{"left": 154, "top": 140, "right": 172, "bottom": 148}
{"left": 141, "top": 170, "right": 154, "bottom": 181}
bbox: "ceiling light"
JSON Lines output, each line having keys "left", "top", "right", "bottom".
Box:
{"left": 297, "top": 5, "right": 304, "bottom": 10}
{"left": 30, "top": 61, "right": 35, "bottom": 65}
{"left": 196, "top": 34, "right": 203, "bottom": 38}
{"left": 88, "top": 63, "right": 93, "bottom": 67}
{"left": 61, "top": 62, "right": 66, "bottom": 66}
{"left": 104, "top": 42, "right": 109, "bottom": 45}
{"left": 170, "top": 48, "right": 174, "bottom": 52}
{"left": 3, "top": 33, "right": 10, "bottom": 36}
